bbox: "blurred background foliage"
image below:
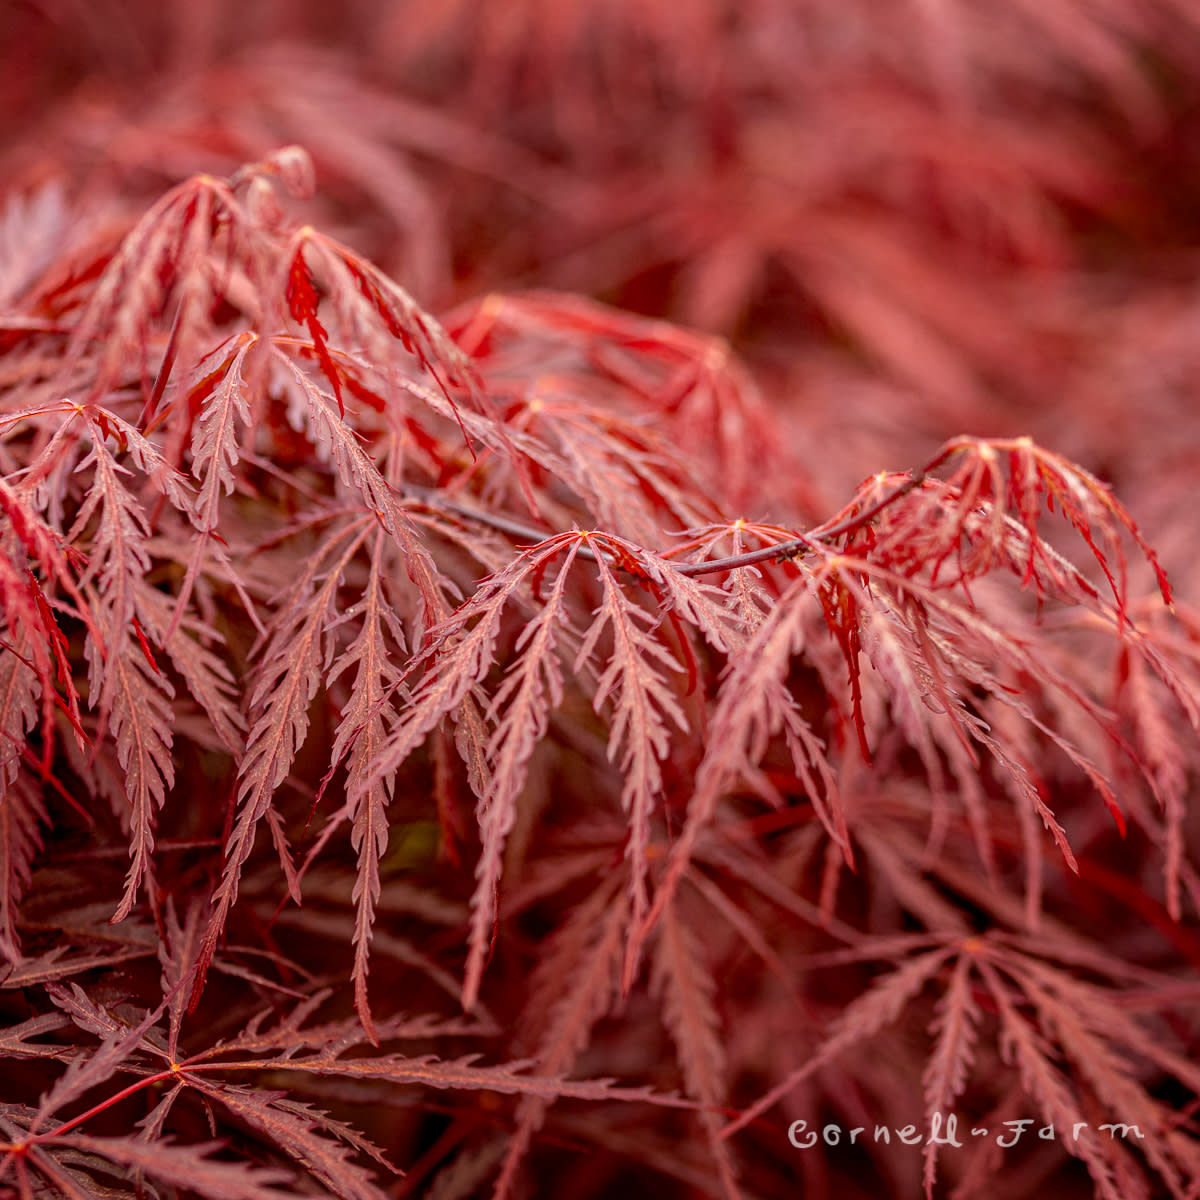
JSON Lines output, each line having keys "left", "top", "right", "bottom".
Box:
{"left": 7, "top": 1, "right": 1200, "bottom": 542}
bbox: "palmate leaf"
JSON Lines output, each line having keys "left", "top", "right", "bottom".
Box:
{"left": 637, "top": 432, "right": 1195, "bottom": 962}
{"left": 32, "top": 988, "right": 166, "bottom": 1132}
{"left": 360, "top": 528, "right": 735, "bottom": 1011}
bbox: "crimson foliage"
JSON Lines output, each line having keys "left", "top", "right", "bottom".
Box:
{"left": 2, "top": 7, "right": 1200, "bottom": 1200}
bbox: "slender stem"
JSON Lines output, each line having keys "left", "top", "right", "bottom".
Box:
{"left": 672, "top": 469, "right": 927, "bottom": 578}
{"left": 809, "top": 469, "right": 928, "bottom": 541}
{"left": 404, "top": 469, "right": 928, "bottom": 580}
{"left": 35, "top": 1055, "right": 276, "bottom": 1143}
{"left": 39, "top": 1069, "right": 177, "bottom": 1140}
{"left": 402, "top": 485, "right": 604, "bottom": 563}
{"left": 404, "top": 486, "right": 562, "bottom": 547}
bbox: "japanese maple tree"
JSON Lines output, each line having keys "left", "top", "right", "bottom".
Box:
{"left": 2, "top": 5, "right": 1200, "bottom": 1200}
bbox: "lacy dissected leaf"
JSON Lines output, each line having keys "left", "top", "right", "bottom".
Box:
{"left": 978, "top": 940, "right": 1200, "bottom": 1198}
{"left": 170, "top": 330, "right": 261, "bottom": 636}
{"left": 724, "top": 932, "right": 1200, "bottom": 1200}
{"left": 68, "top": 416, "right": 183, "bottom": 922}
{"left": 32, "top": 989, "right": 166, "bottom": 1130}
{"left": 0, "top": 1013, "right": 70, "bottom": 1062}
{"left": 0, "top": 473, "right": 93, "bottom": 761}
{"left": 577, "top": 537, "right": 689, "bottom": 932}
{"left": 651, "top": 897, "right": 741, "bottom": 1200}
{"left": 21, "top": 1133, "right": 296, "bottom": 1200}
{"left": 193, "top": 515, "right": 373, "bottom": 1005}
{"left": 0, "top": 772, "right": 47, "bottom": 962}
{"left": 184, "top": 1079, "right": 391, "bottom": 1200}
{"left": 645, "top": 432, "right": 1198, "bottom": 963}
{"left": 447, "top": 290, "right": 788, "bottom": 510}
{"left": 325, "top": 530, "right": 406, "bottom": 1041}
{"left": 722, "top": 944, "right": 954, "bottom": 1138}
{"left": 494, "top": 879, "right": 627, "bottom": 1200}
{"left": 99, "top": 647, "right": 175, "bottom": 923}
{"left": 191, "top": 1046, "right": 688, "bottom": 1112}
{"left": 637, "top": 567, "right": 842, "bottom": 967}
{"left": 59, "top": 173, "right": 263, "bottom": 401}
{"left": 269, "top": 344, "right": 406, "bottom": 534}
{"left": 134, "top": 580, "right": 245, "bottom": 755}
{"left": 921, "top": 953, "right": 981, "bottom": 1197}
{"left": 878, "top": 437, "right": 1175, "bottom": 622}
{"left": 463, "top": 537, "right": 583, "bottom": 1009}
{"left": 514, "top": 393, "right": 716, "bottom": 542}
{"left": 1, "top": 943, "right": 157, "bottom": 990}
{"left": 281, "top": 225, "right": 494, "bottom": 455}
{"left": 1116, "top": 642, "right": 1191, "bottom": 919}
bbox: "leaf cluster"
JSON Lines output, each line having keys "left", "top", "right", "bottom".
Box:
{"left": 2, "top": 8, "right": 1200, "bottom": 1196}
